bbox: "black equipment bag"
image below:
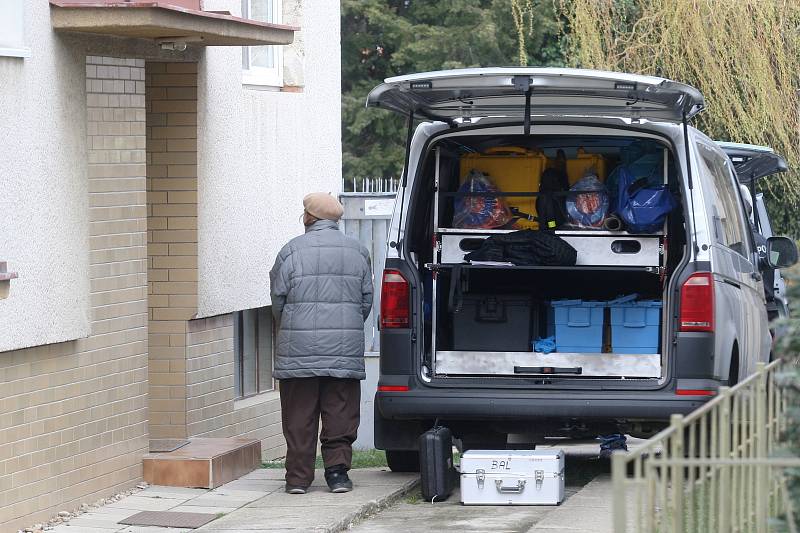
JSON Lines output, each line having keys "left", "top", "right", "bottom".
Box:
{"left": 464, "top": 230, "right": 577, "bottom": 267}
{"left": 536, "top": 167, "right": 570, "bottom": 230}
{"left": 419, "top": 426, "right": 456, "bottom": 502}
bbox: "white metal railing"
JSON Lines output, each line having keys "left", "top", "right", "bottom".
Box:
{"left": 338, "top": 191, "right": 397, "bottom": 352}
{"left": 343, "top": 177, "right": 400, "bottom": 193}
{"left": 612, "top": 359, "right": 798, "bottom": 532}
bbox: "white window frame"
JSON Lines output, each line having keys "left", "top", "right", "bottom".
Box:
{"left": 0, "top": 0, "right": 30, "bottom": 58}
{"left": 242, "top": 0, "right": 283, "bottom": 87}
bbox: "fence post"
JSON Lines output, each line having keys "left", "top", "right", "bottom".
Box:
{"left": 612, "top": 451, "right": 627, "bottom": 533}
{"left": 755, "top": 362, "right": 768, "bottom": 533}
{"left": 670, "top": 413, "right": 684, "bottom": 533}
{"left": 718, "top": 386, "right": 732, "bottom": 533}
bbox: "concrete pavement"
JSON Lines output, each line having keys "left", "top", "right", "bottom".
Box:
{"left": 46, "top": 468, "right": 418, "bottom": 533}
{"left": 199, "top": 468, "right": 418, "bottom": 532}
{"left": 348, "top": 464, "right": 612, "bottom": 533}
{"left": 348, "top": 440, "right": 628, "bottom": 533}
{"left": 46, "top": 440, "right": 629, "bottom": 532}
{"left": 525, "top": 475, "right": 613, "bottom": 533}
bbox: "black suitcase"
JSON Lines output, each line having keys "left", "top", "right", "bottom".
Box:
{"left": 419, "top": 426, "right": 456, "bottom": 502}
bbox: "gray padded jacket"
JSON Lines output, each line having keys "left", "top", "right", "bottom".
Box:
{"left": 270, "top": 219, "right": 373, "bottom": 380}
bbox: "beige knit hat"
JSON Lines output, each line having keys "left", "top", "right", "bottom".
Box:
{"left": 303, "top": 192, "right": 344, "bottom": 221}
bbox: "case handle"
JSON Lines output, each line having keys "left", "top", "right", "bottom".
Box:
{"left": 495, "top": 479, "right": 526, "bottom": 494}
{"left": 483, "top": 146, "right": 530, "bottom": 155}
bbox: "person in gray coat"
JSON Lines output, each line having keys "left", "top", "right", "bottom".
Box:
{"left": 270, "top": 192, "right": 373, "bottom": 495}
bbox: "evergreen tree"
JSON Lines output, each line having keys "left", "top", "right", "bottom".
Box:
{"left": 773, "top": 266, "right": 800, "bottom": 531}
{"left": 341, "top": 0, "right": 565, "bottom": 185}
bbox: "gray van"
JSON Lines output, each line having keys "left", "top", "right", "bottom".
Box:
{"left": 366, "top": 68, "right": 797, "bottom": 470}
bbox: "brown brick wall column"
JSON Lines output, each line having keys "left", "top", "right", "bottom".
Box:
{"left": 145, "top": 62, "right": 198, "bottom": 440}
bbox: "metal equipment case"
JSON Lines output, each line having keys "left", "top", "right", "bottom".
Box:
{"left": 460, "top": 449, "right": 565, "bottom": 505}
{"left": 451, "top": 294, "right": 536, "bottom": 352}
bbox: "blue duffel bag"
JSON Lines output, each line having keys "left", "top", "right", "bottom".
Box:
{"left": 615, "top": 166, "right": 676, "bottom": 234}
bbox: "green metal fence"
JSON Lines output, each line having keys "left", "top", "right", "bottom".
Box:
{"left": 612, "top": 360, "right": 799, "bottom": 532}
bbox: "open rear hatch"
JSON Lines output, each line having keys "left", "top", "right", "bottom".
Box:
{"left": 717, "top": 142, "right": 788, "bottom": 183}
{"left": 367, "top": 68, "right": 705, "bottom": 123}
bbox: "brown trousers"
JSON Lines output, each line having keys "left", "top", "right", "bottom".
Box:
{"left": 279, "top": 377, "right": 361, "bottom": 487}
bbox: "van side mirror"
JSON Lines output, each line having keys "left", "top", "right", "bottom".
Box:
{"left": 766, "top": 236, "right": 799, "bottom": 269}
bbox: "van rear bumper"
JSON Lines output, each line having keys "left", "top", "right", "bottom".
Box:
{"left": 376, "top": 388, "right": 709, "bottom": 421}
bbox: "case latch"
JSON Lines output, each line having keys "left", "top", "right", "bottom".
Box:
{"left": 476, "top": 469, "right": 485, "bottom": 489}
{"left": 535, "top": 470, "right": 545, "bottom": 490}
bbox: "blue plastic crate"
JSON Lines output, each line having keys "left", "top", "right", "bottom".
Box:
{"left": 609, "top": 296, "right": 662, "bottom": 354}
{"left": 551, "top": 299, "right": 605, "bottom": 353}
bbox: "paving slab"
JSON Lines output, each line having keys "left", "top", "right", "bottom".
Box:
{"left": 214, "top": 479, "right": 284, "bottom": 492}
{"left": 199, "top": 506, "right": 349, "bottom": 530}
{"left": 254, "top": 467, "right": 417, "bottom": 486}
{"left": 50, "top": 526, "right": 122, "bottom": 533}
{"left": 137, "top": 487, "right": 209, "bottom": 499}
{"left": 168, "top": 505, "right": 238, "bottom": 515}
{"left": 92, "top": 507, "right": 153, "bottom": 520}
{"left": 63, "top": 515, "right": 131, "bottom": 529}
{"left": 105, "top": 496, "right": 193, "bottom": 511}
{"left": 118, "top": 527, "right": 193, "bottom": 533}
{"left": 179, "top": 495, "right": 260, "bottom": 508}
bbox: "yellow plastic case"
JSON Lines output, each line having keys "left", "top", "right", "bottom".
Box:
{"left": 564, "top": 148, "right": 608, "bottom": 185}
{"left": 459, "top": 147, "right": 546, "bottom": 229}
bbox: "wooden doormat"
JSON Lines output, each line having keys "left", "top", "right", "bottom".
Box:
{"left": 119, "top": 511, "right": 217, "bottom": 528}
{"left": 149, "top": 439, "right": 190, "bottom": 453}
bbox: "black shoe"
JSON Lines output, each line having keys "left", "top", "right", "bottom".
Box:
{"left": 324, "top": 465, "right": 353, "bottom": 493}
{"left": 285, "top": 484, "right": 308, "bottom": 494}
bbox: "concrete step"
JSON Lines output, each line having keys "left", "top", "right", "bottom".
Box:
{"left": 143, "top": 437, "right": 261, "bottom": 489}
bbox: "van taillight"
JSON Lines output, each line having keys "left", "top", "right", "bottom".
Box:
{"left": 380, "top": 269, "right": 410, "bottom": 328}
{"left": 679, "top": 272, "right": 714, "bottom": 332}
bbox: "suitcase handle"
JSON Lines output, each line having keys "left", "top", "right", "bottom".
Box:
{"left": 495, "top": 479, "right": 526, "bottom": 494}
{"left": 483, "top": 146, "right": 530, "bottom": 155}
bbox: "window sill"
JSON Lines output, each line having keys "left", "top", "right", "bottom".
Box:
{"left": 242, "top": 82, "right": 282, "bottom": 92}
{"left": 242, "top": 84, "right": 304, "bottom": 93}
{"left": 0, "top": 262, "right": 18, "bottom": 281}
{"left": 0, "top": 47, "right": 31, "bottom": 58}
{"left": 234, "top": 389, "right": 279, "bottom": 410}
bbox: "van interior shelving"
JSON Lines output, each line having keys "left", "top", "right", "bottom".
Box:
{"left": 408, "top": 133, "right": 687, "bottom": 382}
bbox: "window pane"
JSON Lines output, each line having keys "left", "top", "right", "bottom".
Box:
{"left": 698, "top": 144, "right": 747, "bottom": 255}
{"left": 233, "top": 312, "right": 242, "bottom": 398}
{"left": 242, "top": 309, "right": 258, "bottom": 396}
{"left": 257, "top": 307, "right": 274, "bottom": 392}
{"left": 0, "top": 0, "right": 25, "bottom": 49}
{"left": 249, "top": 0, "right": 273, "bottom": 22}
{"left": 249, "top": 46, "right": 275, "bottom": 69}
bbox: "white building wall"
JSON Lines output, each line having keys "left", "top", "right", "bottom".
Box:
{"left": 197, "top": 0, "right": 342, "bottom": 317}
{"left": 0, "top": 1, "right": 91, "bottom": 352}
{"left": 0, "top": 0, "right": 342, "bottom": 345}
